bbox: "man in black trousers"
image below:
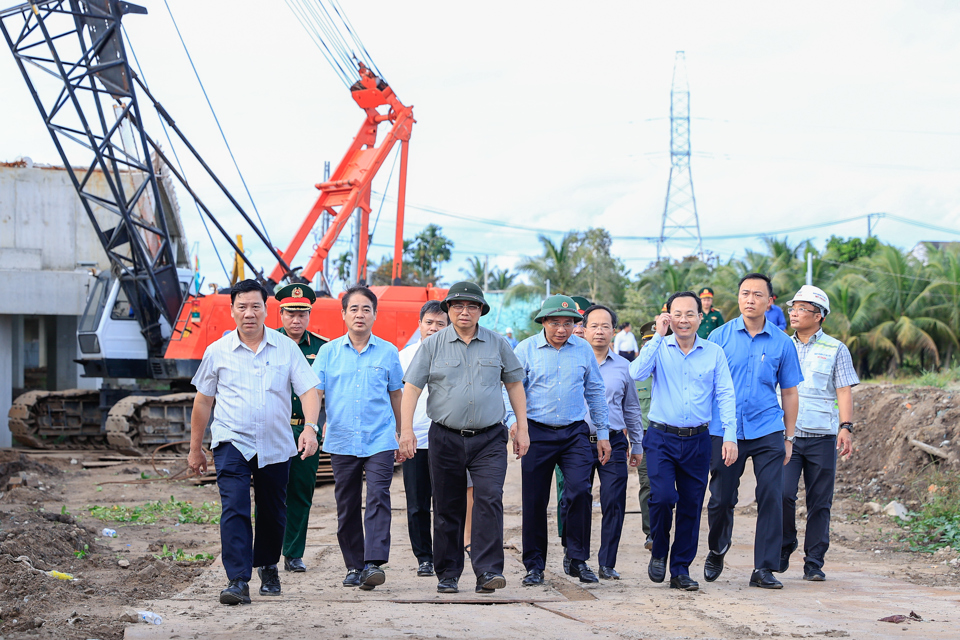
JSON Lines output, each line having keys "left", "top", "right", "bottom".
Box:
{"left": 400, "top": 282, "right": 529, "bottom": 595}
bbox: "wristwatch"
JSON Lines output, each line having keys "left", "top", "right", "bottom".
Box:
{"left": 305, "top": 422, "right": 319, "bottom": 434}
{"left": 785, "top": 433, "right": 796, "bottom": 443}
{"left": 839, "top": 422, "right": 853, "bottom": 433}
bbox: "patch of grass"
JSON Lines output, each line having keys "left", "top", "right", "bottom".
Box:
{"left": 85, "top": 495, "right": 220, "bottom": 525}
{"left": 152, "top": 543, "right": 215, "bottom": 562}
{"left": 864, "top": 367, "right": 960, "bottom": 388}
{"left": 896, "top": 471, "right": 960, "bottom": 552}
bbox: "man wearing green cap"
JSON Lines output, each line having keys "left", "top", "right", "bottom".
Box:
{"left": 505, "top": 294, "right": 610, "bottom": 586}
{"left": 697, "top": 287, "right": 725, "bottom": 339}
{"left": 274, "top": 283, "right": 327, "bottom": 573}
{"left": 400, "top": 282, "right": 528, "bottom": 595}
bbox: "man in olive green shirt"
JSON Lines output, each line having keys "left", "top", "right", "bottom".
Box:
{"left": 697, "top": 287, "right": 725, "bottom": 339}
{"left": 275, "top": 283, "right": 327, "bottom": 573}
{"left": 400, "top": 282, "right": 529, "bottom": 595}
{"left": 635, "top": 320, "right": 656, "bottom": 549}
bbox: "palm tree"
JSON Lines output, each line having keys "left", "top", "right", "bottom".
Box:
{"left": 459, "top": 256, "right": 488, "bottom": 289}
{"left": 490, "top": 267, "right": 517, "bottom": 291}
{"left": 510, "top": 233, "right": 584, "bottom": 301}
{"left": 407, "top": 224, "right": 453, "bottom": 284}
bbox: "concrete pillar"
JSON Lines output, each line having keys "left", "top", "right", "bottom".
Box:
{"left": 11, "top": 315, "right": 24, "bottom": 389}
{"left": 45, "top": 315, "right": 80, "bottom": 391}
{"left": 0, "top": 316, "right": 12, "bottom": 447}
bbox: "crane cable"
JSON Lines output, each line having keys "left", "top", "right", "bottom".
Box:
{"left": 121, "top": 24, "right": 231, "bottom": 285}
{"left": 161, "top": 0, "right": 275, "bottom": 251}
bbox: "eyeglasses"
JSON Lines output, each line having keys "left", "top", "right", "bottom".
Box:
{"left": 449, "top": 302, "right": 481, "bottom": 312}
{"left": 544, "top": 320, "right": 576, "bottom": 329}
{"left": 670, "top": 312, "right": 700, "bottom": 320}
{"left": 788, "top": 306, "right": 819, "bottom": 315}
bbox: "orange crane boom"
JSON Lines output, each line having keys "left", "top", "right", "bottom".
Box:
{"left": 269, "top": 64, "right": 414, "bottom": 286}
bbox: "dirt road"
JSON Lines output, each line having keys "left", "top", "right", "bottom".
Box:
{"left": 115, "top": 455, "right": 960, "bottom": 640}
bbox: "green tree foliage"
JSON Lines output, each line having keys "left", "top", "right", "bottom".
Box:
{"left": 368, "top": 226, "right": 454, "bottom": 286}
{"left": 621, "top": 237, "right": 960, "bottom": 377}
{"left": 509, "top": 230, "right": 628, "bottom": 306}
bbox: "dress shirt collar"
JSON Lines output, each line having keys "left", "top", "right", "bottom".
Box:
{"left": 445, "top": 324, "right": 487, "bottom": 343}
{"left": 664, "top": 333, "right": 705, "bottom": 352}
{"left": 342, "top": 332, "right": 379, "bottom": 354}
{"left": 230, "top": 326, "right": 276, "bottom": 354}
{"left": 599, "top": 348, "right": 616, "bottom": 365}
{"left": 792, "top": 328, "right": 823, "bottom": 346}
{"left": 534, "top": 329, "right": 575, "bottom": 350}
{"left": 277, "top": 326, "right": 311, "bottom": 346}
{"left": 731, "top": 314, "right": 776, "bottom": 337}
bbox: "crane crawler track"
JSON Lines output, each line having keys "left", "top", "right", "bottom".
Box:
{"left": 9, "top": 390, "right": 108, "bottom": 450}
{"left": 106, "top": 393, "right": 200, "bottom": 457}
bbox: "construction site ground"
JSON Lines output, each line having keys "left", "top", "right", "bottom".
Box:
{"left": 0, "top": 382, "right": 958, "bottom": 640}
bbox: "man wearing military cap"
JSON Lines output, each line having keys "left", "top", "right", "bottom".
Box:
{"left": 401, "top": 281, "right": 528, "bottom": 595}
{"left": 504, "top": 295, "right": 610, "bottom": 586}
{"left": 274, "top": 283, "right": 327, "bottom": 573}
{"left": 697, "top": 287, "right": 725, "bottom": 339}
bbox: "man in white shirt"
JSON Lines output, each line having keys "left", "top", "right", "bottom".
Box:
{"left": 398, "top": 301, "right": 449, "bottom": 578}
{"left": 188, "top": 279, "right": 320, "bottom": 606}
{"left": 613, "top": 322, "right": 639, "bottom": 361}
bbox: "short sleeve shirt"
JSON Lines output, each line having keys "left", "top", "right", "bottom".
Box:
{"left": 403, "top": 324, "right": 525, "bottom": 430}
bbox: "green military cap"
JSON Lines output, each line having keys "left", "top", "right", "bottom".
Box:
{"left": 570, "top": 296, "right": 591, "bottom": 316}
{"left": 638, "top": 320, "right": 657, "bottom": 345}
{"left": 534, "top": 294, "right": 583, "bottom": 324}
{"left": 698, "top": 287, "right": 715, "bottom": 298}
{"left": 275, "top": 282, "right": 316, "bottom": 310}
{"left": 442, "top": 281, "right": 490, "bottom": 316}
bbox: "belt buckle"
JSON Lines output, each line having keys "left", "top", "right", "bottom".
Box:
{"left": 678, "top": 427, "right": 692, "bottom": 437}
{"left": 589, "top": 435, "right": 598, "bottom": 443}
{"left": 461, "top": 429, "right": 477, "bottom": 437}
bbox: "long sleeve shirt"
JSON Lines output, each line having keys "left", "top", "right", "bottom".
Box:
{"left": 584, "top": 349, "right": 644, "bottom": 452}
{"left": 504, "top": 332, "right": 610, "bottom": 439}
{"left": 628, "top": 332, "right": 737, "bottom": 443}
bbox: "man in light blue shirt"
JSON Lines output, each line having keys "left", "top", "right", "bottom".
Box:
{"left": 704, "top": 273, "right": 803, "bottom": 590}
{"left": 505, "top": 295, "right": 609, "bottom": 586}
{"left": 313, "top": 285, "right": 404, "bottom": 592}
{"left": 629, "top": 292, "right": 737, "bottom": 591}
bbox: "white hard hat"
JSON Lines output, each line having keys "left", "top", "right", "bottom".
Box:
{"left": 788, "top": 285, "right": 830, "bottom": 315}
{"left": 505, "top": 327, "right": 513, "bottom": 333}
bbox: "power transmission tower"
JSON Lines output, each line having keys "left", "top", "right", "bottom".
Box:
{"left": 657, "top": 51, "right": 704, "bottom": 261}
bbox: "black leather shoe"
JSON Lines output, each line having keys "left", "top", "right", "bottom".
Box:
{"left": 644, "top": 536, "right": 653, "bottom": 551}
{"left": 599, "top": 566, "right": 620, "bottom": 580}
{"left": 219, "top": 579, "right": 251, "bottom": 605}
{"left": 359, "top": 563, "right": 386, "bottom": 591}
{"left": 342, "top": 569, "right": 362, "bottom": 587}
{"left": 569, "top": 560, "right": 599, "bottom": 583}
{"left": 522, "top": 569, "right": 544, "bottom": 586}
{"left": 257, "top": 565, "right": 281, "bottom": 596}
{"left": 648, "top": 556, "right": 667, "bottom": 583}
{"left": 284, "top": 556, "right": 307, "bottom": 572}
{"left": 670, "top": 574, "right": 699, "bottom": 591}
{"left": 703, "top": 550, "right": 725, "bottom": 582}
{"left": 476, "top": 572, "right": 507, "bottom": 593}
{"left": 777, "top": 540, "right": 798, "bottom": 573}
{"left": 437, "top": 577, "right": 459, "bottom": 593}
{"left": 417, "top": 561, "right": 435, "bottom": 577}
{"left": 749, "top": 568, "right": 783, "bottom": 589}
{"left": 803, "top": 561, "right": 826, "bottom": 581}
{"left": 562, "top": 548, "right": 572, "bottom": 575}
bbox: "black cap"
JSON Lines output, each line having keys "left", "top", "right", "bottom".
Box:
{"left": 441, "top": 281, "right": 490, "bottom": 316}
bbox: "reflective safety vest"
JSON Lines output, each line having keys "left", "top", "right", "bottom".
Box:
{"left": 795, "top": 332, "right": 841, "bottom": 435}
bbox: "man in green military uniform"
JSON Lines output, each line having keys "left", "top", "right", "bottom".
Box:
{"left": 697, "top": 287, "right": 725, "bottom": 339}
{"left": 275, "top": 283, "right": 327, "bottom": 572}
{"left": 634, "top": 320, "right": 657, "bottom": 550}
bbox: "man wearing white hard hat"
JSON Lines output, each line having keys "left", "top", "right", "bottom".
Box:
{"left": 778, "top": 285, "right": 858, "bottom": 582}
{"left": 504, "top": 328, "right": 519, "bottom": 349}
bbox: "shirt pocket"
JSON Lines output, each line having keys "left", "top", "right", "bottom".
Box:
{"left": 761, "top": 352, "right": 782, "bottom": 388}
{"left": 429, "top": 359, "right": 460, "bottom": 391}
{"left": 363, "top": 364, "right": 389, "bottom": 389}
{"left": 477, "top": 357, "right": 501, "bottom": 386}
{"left": 805, "top": 357, "right": 833, "bottom": 391}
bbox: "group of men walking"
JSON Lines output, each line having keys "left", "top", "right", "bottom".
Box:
{"left": 187, "top": 273, "right": 856, "bottom": 604}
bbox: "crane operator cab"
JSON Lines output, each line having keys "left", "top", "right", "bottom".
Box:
{"left": 77, "top": 269, "right": 197, "bottom": 379}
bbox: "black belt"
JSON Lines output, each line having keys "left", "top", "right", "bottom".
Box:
{"left": 649, "top": 421, "right": 708, "bottom": 437}
{"left": 529, "top": 419, "right": 582, "bottom": 431}
{"left": 434, "top": 421, "right": 501, "bottom": 438}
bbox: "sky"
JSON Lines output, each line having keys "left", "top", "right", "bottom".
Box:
{"left": 2, "top": 0, "right": 959, "bottom": 291}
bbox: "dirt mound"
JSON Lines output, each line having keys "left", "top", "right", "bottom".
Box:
{"left": 0, "top": 453, "right": 63, "bottom": 487}
{"left": 0, "top": 510, "right": 101, "bottom": 570}
{"left": 838, "top": 384, "right": 960, "bottom": 504}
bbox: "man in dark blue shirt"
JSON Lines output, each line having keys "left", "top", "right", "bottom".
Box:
{"left": 705, "top": 273, "right": 803, "bottom": 590}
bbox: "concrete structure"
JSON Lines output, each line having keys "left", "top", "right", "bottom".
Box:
{"left": 0, "top": 157, "right": 188, "bottom": 447}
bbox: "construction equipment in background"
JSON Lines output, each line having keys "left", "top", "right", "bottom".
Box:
{"left": 2, "top": 0, "right": 442, "bottom": 455}
{"left": 230, "top": 235, "right": 245, "bottom": 286}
